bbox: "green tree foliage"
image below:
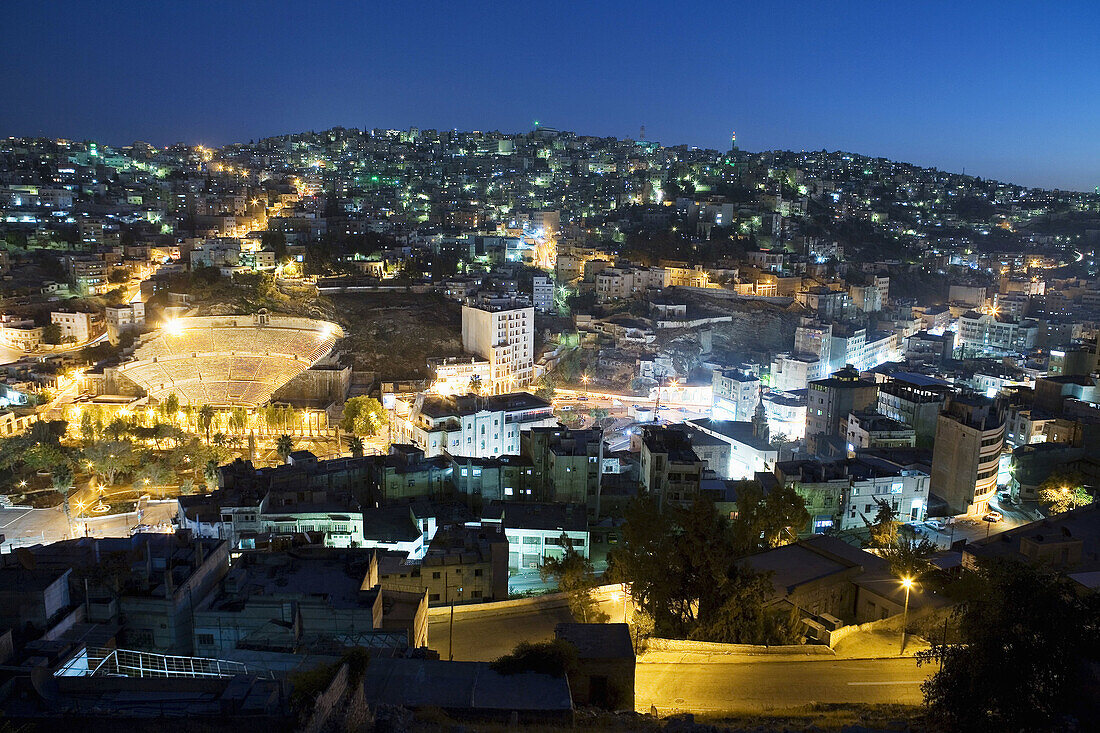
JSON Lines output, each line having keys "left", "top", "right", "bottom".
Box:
{"left": 198, "top": 404, "right": 215, "bottom": 443}
{"left": 1037, "top": 471, "right": 1093, "bottom": 515}
{"left": 340, "top": 396, "right": 387, "bottom": 436}
{"left": 42, "top": 323, "right": 62, "bottom": 344}
{"left": 862, "top": 497, "right": 900, "bottom": 549}
{"left": 468, "top": 374, "right": 483, "bottom": 394}
{"left": 228, "top": 406, "right": 248, "bottom": 433}
{"left": 276, "top": 434, "right": 294, "bottom": 462}
{"left": 540, "top": 539, "right": 609, "bottom": 623}
{"left": 730, "top": 481, "right": 811, "bottom": 552}
{"left": 609, "top": 497, "right": 802, "bottom": 644}
{"left": 84, "top": 441, "right": 134, "bottom": 486}
{"left": 918, "top": 560, "right": 1100, "bottom": 731}
{"left": 348, "top": 435, "right": 364, "bottom": 458}
{"left": 533, "top": 373, "right": 556, "bottom": 401}
{"left": 490, "top": 639, "right": 578, "bottom": 679}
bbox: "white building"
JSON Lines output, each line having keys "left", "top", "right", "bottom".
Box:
{"left": 842, "top": 461, "right": 929, "bottom": 530}
{"left": 461, "top": 302, "right": 534, "bottom": 393}
{"left": 105, "top": 302, "right": 146, "bottom": 341}
{"left": 712, "top": 369, "right": 760, "bottom": 422}
{"left": 533, "top": 275, "right": 554, "bottom": 313}
{"left": 957, "top": 311, "right": 1039, "bottom": 354}
{"left": 50, "top": 311, "right": 95, "bottom": 343}
{"left": 396, "top": 392, "right": 556, "bottom": 458}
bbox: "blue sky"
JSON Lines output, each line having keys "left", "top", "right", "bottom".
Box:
{"left": 3, "top": 1, "right": 1098, "bottom": 189}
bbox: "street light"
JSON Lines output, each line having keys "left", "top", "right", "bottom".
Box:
{"left": 582, "top": 373, "right": 589, "bottom": 395}
{"left": 899, "top": 576, "right": 914, "bottom": 654}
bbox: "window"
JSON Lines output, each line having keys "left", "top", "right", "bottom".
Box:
{"left": 432, "top": 571, "right": 441, "bottom": 579}
{"left": 197, "top": 633, "right": 214, "bottom": 646}
{"left": 471, "top": 590, "right": 482, "bottom": 598}
{"left": 474, "top": 568, "right": 483, "bottom": 577}
{"left": 429, "top": 593, "right": 440, "bottom": 602}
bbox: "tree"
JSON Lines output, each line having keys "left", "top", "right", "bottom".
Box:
{"left": 468, "top": 374, "right": 483, "bottom": 394}
{"left": 534, "top": 374, "right": 556, "bottom": 401}
{"left": 540, "top": 539, "right": 609, "bottom": 623}
{"left": 609, "top": 496, "right": 798, "bottom": 644}
{"left": 42, "top": 323, "right": 62, "bottom": 344}
{"left": 918, "top": 560, "right": 1100, "bottom": 731}
{"left": 276, "top": 434, "right": 294, "bottom": 462}
{"left": 1037, "top": 472, "right": 1093, "bottom": 515}
{"left": 340, "top": 396, "right": 387, "bottom": 437}
{"left": 203, "top": 459, "right": 219, "bottom": 492}
{"left": 862, "top": 497, "right": 900, "bottom": 549}
{"left": 52, "top": 462, "right": 74, "bottom": 535}
{"left": 84, "top": 441, "right": 134, "bottom": 486}
{"left": 229, "top": 406, "right": 248, "bottom": 433}
{"left": 730, "top": 481, "right": 811, "bottom": 552}
{"left": 490, "top": 639, "right": 578, "bottom": 679}
{"left": 590, "top": 406, "right": 609, "bottom": 423}
{"left": 348, "top": 435, "right": 364, "bottom": 458}
{"left": 163, "top": 393, "right": 180, "bottom": 418}
{"left": 198, "top": 404, "right": 215, "bottom": 443}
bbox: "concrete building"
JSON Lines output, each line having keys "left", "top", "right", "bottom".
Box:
{"left": 0, "top": 567, "right": 71, "bottom": 631}
{"left": 635, "top": 425, "right": 704, "bottom": 508}
{"left": 397, "top": 392, "right": 556, "bottom": 459}
{"left": 957, "top": 311, "right": 1039, "bottom": 354}
{"left": 845, "top": 411, "right": 917, "bottom": 454}
{"left": 686, "top": 417, "right": 778, "bottom": 479}
{"left": 555, "top": 623, "right": 635, "bottom": 710}
{"left": 522, "top": 426, "right": 603, "bottom": 512}
{"left": 806, "top": 366, "right": 878, "bottom": 456}
{"left": 533, "top": 274, "right": 554, "bottom": 313}
{"left": 461, "top": 302, "right": 534, "bottom": 392}
{"left": 483, "top": 502, "right": 589, "bottom": 572}
{"left": 874, "top": 372, "right": 951, "bottom": 446}
{"left": 931, "top": 394, "right": 1005, "bottom": 516}
{"left": 51, "top": 311, "right": 98, "bottom": 343}
{"left": 712, "top": 368, "right": 760, "bottom": 422}
{"left": 104, "top": 301, "right": 146, "bottom": 342}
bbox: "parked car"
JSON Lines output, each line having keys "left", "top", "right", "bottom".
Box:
{"left": 925, "top": 519, "right": 946, "bottom": 531}
{"left": 982, "top": 511, "right": 1004, "bottom": 523}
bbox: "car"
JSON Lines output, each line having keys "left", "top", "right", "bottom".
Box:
{"left": 982, "top": 511, "right": 1004, "bottom": 523}
{"left": 900, "top": 523, "right": 925, "bottom": 537}
{"left": 576, "top": 396, "right": 589, "bottom": 402}
{"left": 925, "top": 519, "right": 946, "bottom": 531}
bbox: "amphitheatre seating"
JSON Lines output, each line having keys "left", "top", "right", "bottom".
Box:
{"left": 121, "top": 320, "right": 338, "bottom": 407}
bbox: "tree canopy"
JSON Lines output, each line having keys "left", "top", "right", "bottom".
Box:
{"left": 340, "top": 396, "right": 387, "bottom": 436}
{"left": 918, "top": 559, "right": 1100, "bottom": 731}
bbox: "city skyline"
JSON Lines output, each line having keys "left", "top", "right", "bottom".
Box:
{"left": 3, "top": 0, "right": 1099, "bottom": 191}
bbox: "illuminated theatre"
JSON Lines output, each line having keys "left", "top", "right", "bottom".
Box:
{"left": 97, "top": 311, "right": 344, "bottom": 408}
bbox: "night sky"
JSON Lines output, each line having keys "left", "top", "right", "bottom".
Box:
{"left": 3, "top": 0, "right": 1098, "bottom": 190}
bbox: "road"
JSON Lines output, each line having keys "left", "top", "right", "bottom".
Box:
{"left": 637, "top": 657, "right": 930, "bottom": 714}
{"left": 429, "top": 594, "right": 629, "bottom": 662}
{"left": 0, "top": 502, "right": 177, "bottom": 549}
{"left": 429, "top": 598, "right": 929, "bottom": 712}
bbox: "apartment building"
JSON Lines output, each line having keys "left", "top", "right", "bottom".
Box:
{"left": 931, "top": 394, "right": 1005, "bottom": 515}
{"left": 397, "top": 392, "right": 556, "bottom": 459}
{"left": 712, "top": 368, "right": 760, "bottom": 422}
{"left": 461, "top": 302, "right": 534, "bottom": 392}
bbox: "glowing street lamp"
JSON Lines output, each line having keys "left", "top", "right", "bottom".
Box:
{"left": 582, "top": 373, "right": 589, "bottom": 395}
{"left": 899, "top": 577, "right": 914, "bottom": 654}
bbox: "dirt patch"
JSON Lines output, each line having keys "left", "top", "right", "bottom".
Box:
{"left": 327, "top": 291, "right": 466, "bottom": 380}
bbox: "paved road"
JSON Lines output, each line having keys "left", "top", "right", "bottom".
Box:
{"left": 428, "top": 595, "right": 629, "bottom": 661}
{"left": 0, "top": 502, "right": 177, "bottom": 548}
{"left": 637, "top": 657, "right": 931, "bottom": 714}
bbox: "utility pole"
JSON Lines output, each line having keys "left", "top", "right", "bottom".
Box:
{"left": 899, "top": 577, "right": 913, "bottom": 655}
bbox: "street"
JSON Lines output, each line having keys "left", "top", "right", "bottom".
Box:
{"left": 428, "top": 597, "right": 930, "bottom": 714}
{"left": 428, "top": 594, "right": 629, "bottom": 661}
{"left": 0, "top": 501, "right": 178, "bottom": 549}
{"left": 637, "top": 657, "right": 930, "bottom": 714}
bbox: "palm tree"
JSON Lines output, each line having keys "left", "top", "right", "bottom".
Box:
{"left": 52, "top": 463, "right": 74, "bottom": 537}
{"left": 198, "top": 404, "right": 215, "bottom": 444}
{"left": 276, "top": 434, "right": 294, "bottom": 463}
{"left": 349, "top": 436, "right": 364, "bottom": 458}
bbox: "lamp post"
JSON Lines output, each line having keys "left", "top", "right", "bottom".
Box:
{"left": 582, "top": 373, "right": 589, "bottom": 395}
{"left": 899, "top": 577, "right": 913, "bottom": 654}
{"left": 448, "top": 584, "right": 463, "bottom": 661}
